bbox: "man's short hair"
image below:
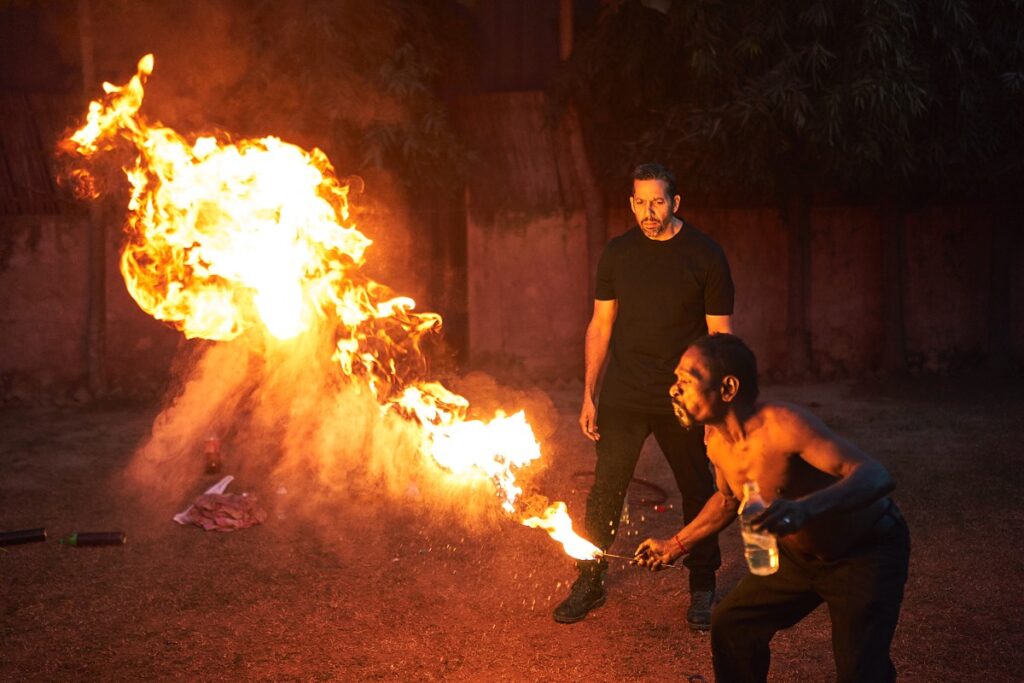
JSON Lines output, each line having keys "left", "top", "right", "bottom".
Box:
{"left": 632, "top": 163, "right": 677, "bottom": 198}
{"left": 689, "top": 333, "right": 759, "bottom": 404}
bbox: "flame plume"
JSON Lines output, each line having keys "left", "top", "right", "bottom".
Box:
{"left": 63, "top": 54, "right": 600, "bottom": 556}
{"left": 522, "top": 502, "right": 602, "bottom": 561}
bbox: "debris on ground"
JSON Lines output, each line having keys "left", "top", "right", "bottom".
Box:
{"left": 173, "top": 475, "right": 267, "bottom": 532}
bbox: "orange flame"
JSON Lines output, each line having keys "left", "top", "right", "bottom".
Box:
{"left": 63, "top": 54, "right": 593, "bottom": 557}
{"left": 521, "top": 502, "right": 602, "bottom": 561}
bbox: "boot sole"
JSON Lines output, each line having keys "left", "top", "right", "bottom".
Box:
{"left": 553, "top": 593, "right": 607, "bottom": 624}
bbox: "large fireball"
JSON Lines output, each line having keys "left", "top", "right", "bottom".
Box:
{"left": 63, "top": 54, "right": 599, "bottom": 560}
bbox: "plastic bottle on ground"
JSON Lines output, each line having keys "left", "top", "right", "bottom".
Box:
{"left": 203, "top": 435, "right": 222, "bottom": 474}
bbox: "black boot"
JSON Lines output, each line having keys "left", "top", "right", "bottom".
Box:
{"left": 686, "top": 590, "right": 714, "bottom": 631}
{"left": 553, "top": 560, "right": 607, "bottom": 623}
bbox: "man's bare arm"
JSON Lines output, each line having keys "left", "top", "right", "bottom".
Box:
{"left": 754, "top": 404, "right": 894, "bottom": 534}
{"left": 580, "top": 299, "right": 617, "bottom": 441}
{"left": 634, "top": 466, "right": 739, "bottom": 568}
{"left": 675, "top": 490, "right": 740, "bottom": 548}
{"left": 706, "top": 314, "right": 733, "bottom": 335}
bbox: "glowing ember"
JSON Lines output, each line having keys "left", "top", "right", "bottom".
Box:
{"left": 522, "top": 502, "right": 602, "bottom": 561}
{"left": 62, "top": 54, "right": 592, "bottom": 559}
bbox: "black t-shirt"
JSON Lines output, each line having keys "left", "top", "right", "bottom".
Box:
{"left": 595, "top": 221, "right": 734, "bottom": 413}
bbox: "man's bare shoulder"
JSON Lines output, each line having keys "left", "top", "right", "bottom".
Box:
{"left": 753, "top": 401, "right": 830, "bottom": 446}
{"left": 705, "top": 402, "right": 812, "bottom": 448}
{"left": 757, "top": 400, "right": 821, "bottom": 426}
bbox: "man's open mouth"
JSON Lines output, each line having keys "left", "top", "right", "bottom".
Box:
{"left": 673, "top": 401, "right": 696, "bottom": 429}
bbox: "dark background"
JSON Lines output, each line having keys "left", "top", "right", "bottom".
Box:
{"left": 1, "top": 3, "right": 1022, "bottom": 681}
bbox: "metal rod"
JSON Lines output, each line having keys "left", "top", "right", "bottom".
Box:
{"left": 601, "top": 551, "right": 685, "bottom": 569}
{"left": 600, "top": 552, "right": 636, "bottom": 561}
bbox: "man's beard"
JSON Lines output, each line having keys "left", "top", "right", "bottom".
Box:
{"left": 673, "top": 400, "right": 697, "bottom": 430}
{"left": 640, "top": 219, "right": 668, "bottom": 238}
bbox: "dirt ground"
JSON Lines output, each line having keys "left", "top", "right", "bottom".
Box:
{"left": 2, "top": 375, "right": 1022, "bottom": 682}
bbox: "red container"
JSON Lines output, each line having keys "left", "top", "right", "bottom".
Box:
{"left": 203, "top": 436, "right": 222, "bottom": 474}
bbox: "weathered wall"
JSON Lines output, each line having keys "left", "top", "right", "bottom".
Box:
{"left": 904, "top": 206, "right": 994, "bottom": 371}
{"left": 467, "top": 204, "right": 1022, "bottom": 379}
{"left": 0, "top": 191, "right": 443, "bottom": 405}
{"left": 2, "top": 200, "right": 1019, "bottom": 403}
{"left": 454, "top": 90, "right": 1022, "bottom": 380}
{"left": 0, "top": 216, "right": 180, "bottom": 402}
{"left": 467, "top": 211, "right": 591, "bottom": 378}
{"left": 1, "top": 217, "right": 88, "bottom": 396}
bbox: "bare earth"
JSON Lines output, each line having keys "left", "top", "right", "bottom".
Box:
{"left": 1, "top": 377, "right": 1022, "bottom": 682}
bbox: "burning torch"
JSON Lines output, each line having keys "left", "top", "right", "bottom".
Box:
{"left": 521, "top": 501, "right": 682, "bottom": 569}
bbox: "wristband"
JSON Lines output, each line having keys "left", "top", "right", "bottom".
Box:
{"left": 673, "top": 536, "right": 689, "bottom": 555}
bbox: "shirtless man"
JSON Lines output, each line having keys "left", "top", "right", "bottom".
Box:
{"left": 635, "top": 334, "right": 910, "bottom": 683}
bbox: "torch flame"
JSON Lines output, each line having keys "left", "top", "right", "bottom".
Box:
{"left": 62, "top": 54, "right": 596, "bottom": 560}
{"left": 521, "top": 501, "right": 602, "bottom": 561}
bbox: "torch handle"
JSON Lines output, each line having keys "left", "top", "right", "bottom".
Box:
{"left": 0, "top": 528, "right": 47, "bottom": 546}
{"left": 601, "top": 551, "right": 685, "bottom": 569}
{"left": 61, "top": 531, "right": 126, "bottom": 547}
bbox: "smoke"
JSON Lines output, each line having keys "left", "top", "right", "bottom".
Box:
{"left": 122, "top": 340, "right": 252, "bottom": 508}
{"left": 123, "top": 317, "right": 559, "bottom": 534}
{"left": 63, "top": 2, "right": 561, "bottom": 541}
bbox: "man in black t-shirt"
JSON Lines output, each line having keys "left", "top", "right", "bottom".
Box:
{"left": 553, "top": 163, "right": 735, "bottom": 629}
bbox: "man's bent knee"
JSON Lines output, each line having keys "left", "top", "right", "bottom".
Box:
{"left": 710, "top": 599, "right": 743, "bottom": 643}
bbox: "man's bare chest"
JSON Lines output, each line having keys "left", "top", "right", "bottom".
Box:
{"left": 712, "top": 439, "right": 837, "bottom": 504}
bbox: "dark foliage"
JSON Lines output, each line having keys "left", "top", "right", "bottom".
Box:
{"left": 240, "top": 0, "right": 475, "bottom": 192}
{"left": 553, "top": 0, "right": 1024, "bottom": 204}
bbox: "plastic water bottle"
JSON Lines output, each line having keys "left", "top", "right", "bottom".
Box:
{"left": 739, "top": 481, "right": 779, "bottom": 575}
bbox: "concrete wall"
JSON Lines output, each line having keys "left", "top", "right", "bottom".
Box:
{"left": 466, "top": 204, "right": 1022, "bottom": 379}
{"left": 0, "top": 216, "right": 180, "bottom": 402}
{"left": 467, "top": 211, "right": 591, "bottom": 378}
{"left": 1, "top": 201, "right": 1019, "bottom": 403}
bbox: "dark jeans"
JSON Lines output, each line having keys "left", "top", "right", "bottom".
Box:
{"left": 584, "top": 403, "right": 721, "bottom": 592}
{"left": 711, "top": 505, "right": 911, "bottom": 683}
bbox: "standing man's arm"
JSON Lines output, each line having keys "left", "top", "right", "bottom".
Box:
{"left": 703, "top": 241, "right": 735, "bottom": 336}
{"left": 580, "top": 298, "right": 617, "bottom": 441}
{"left": 706, "top": 314, "right": 733, "bottom": 335}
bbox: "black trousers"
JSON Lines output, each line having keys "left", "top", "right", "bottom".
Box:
{"left": 584, "top": 403, "right": 721, "bottom": 592}
{"left": 711, "top": 506, "right": 911, "bottom": 683}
